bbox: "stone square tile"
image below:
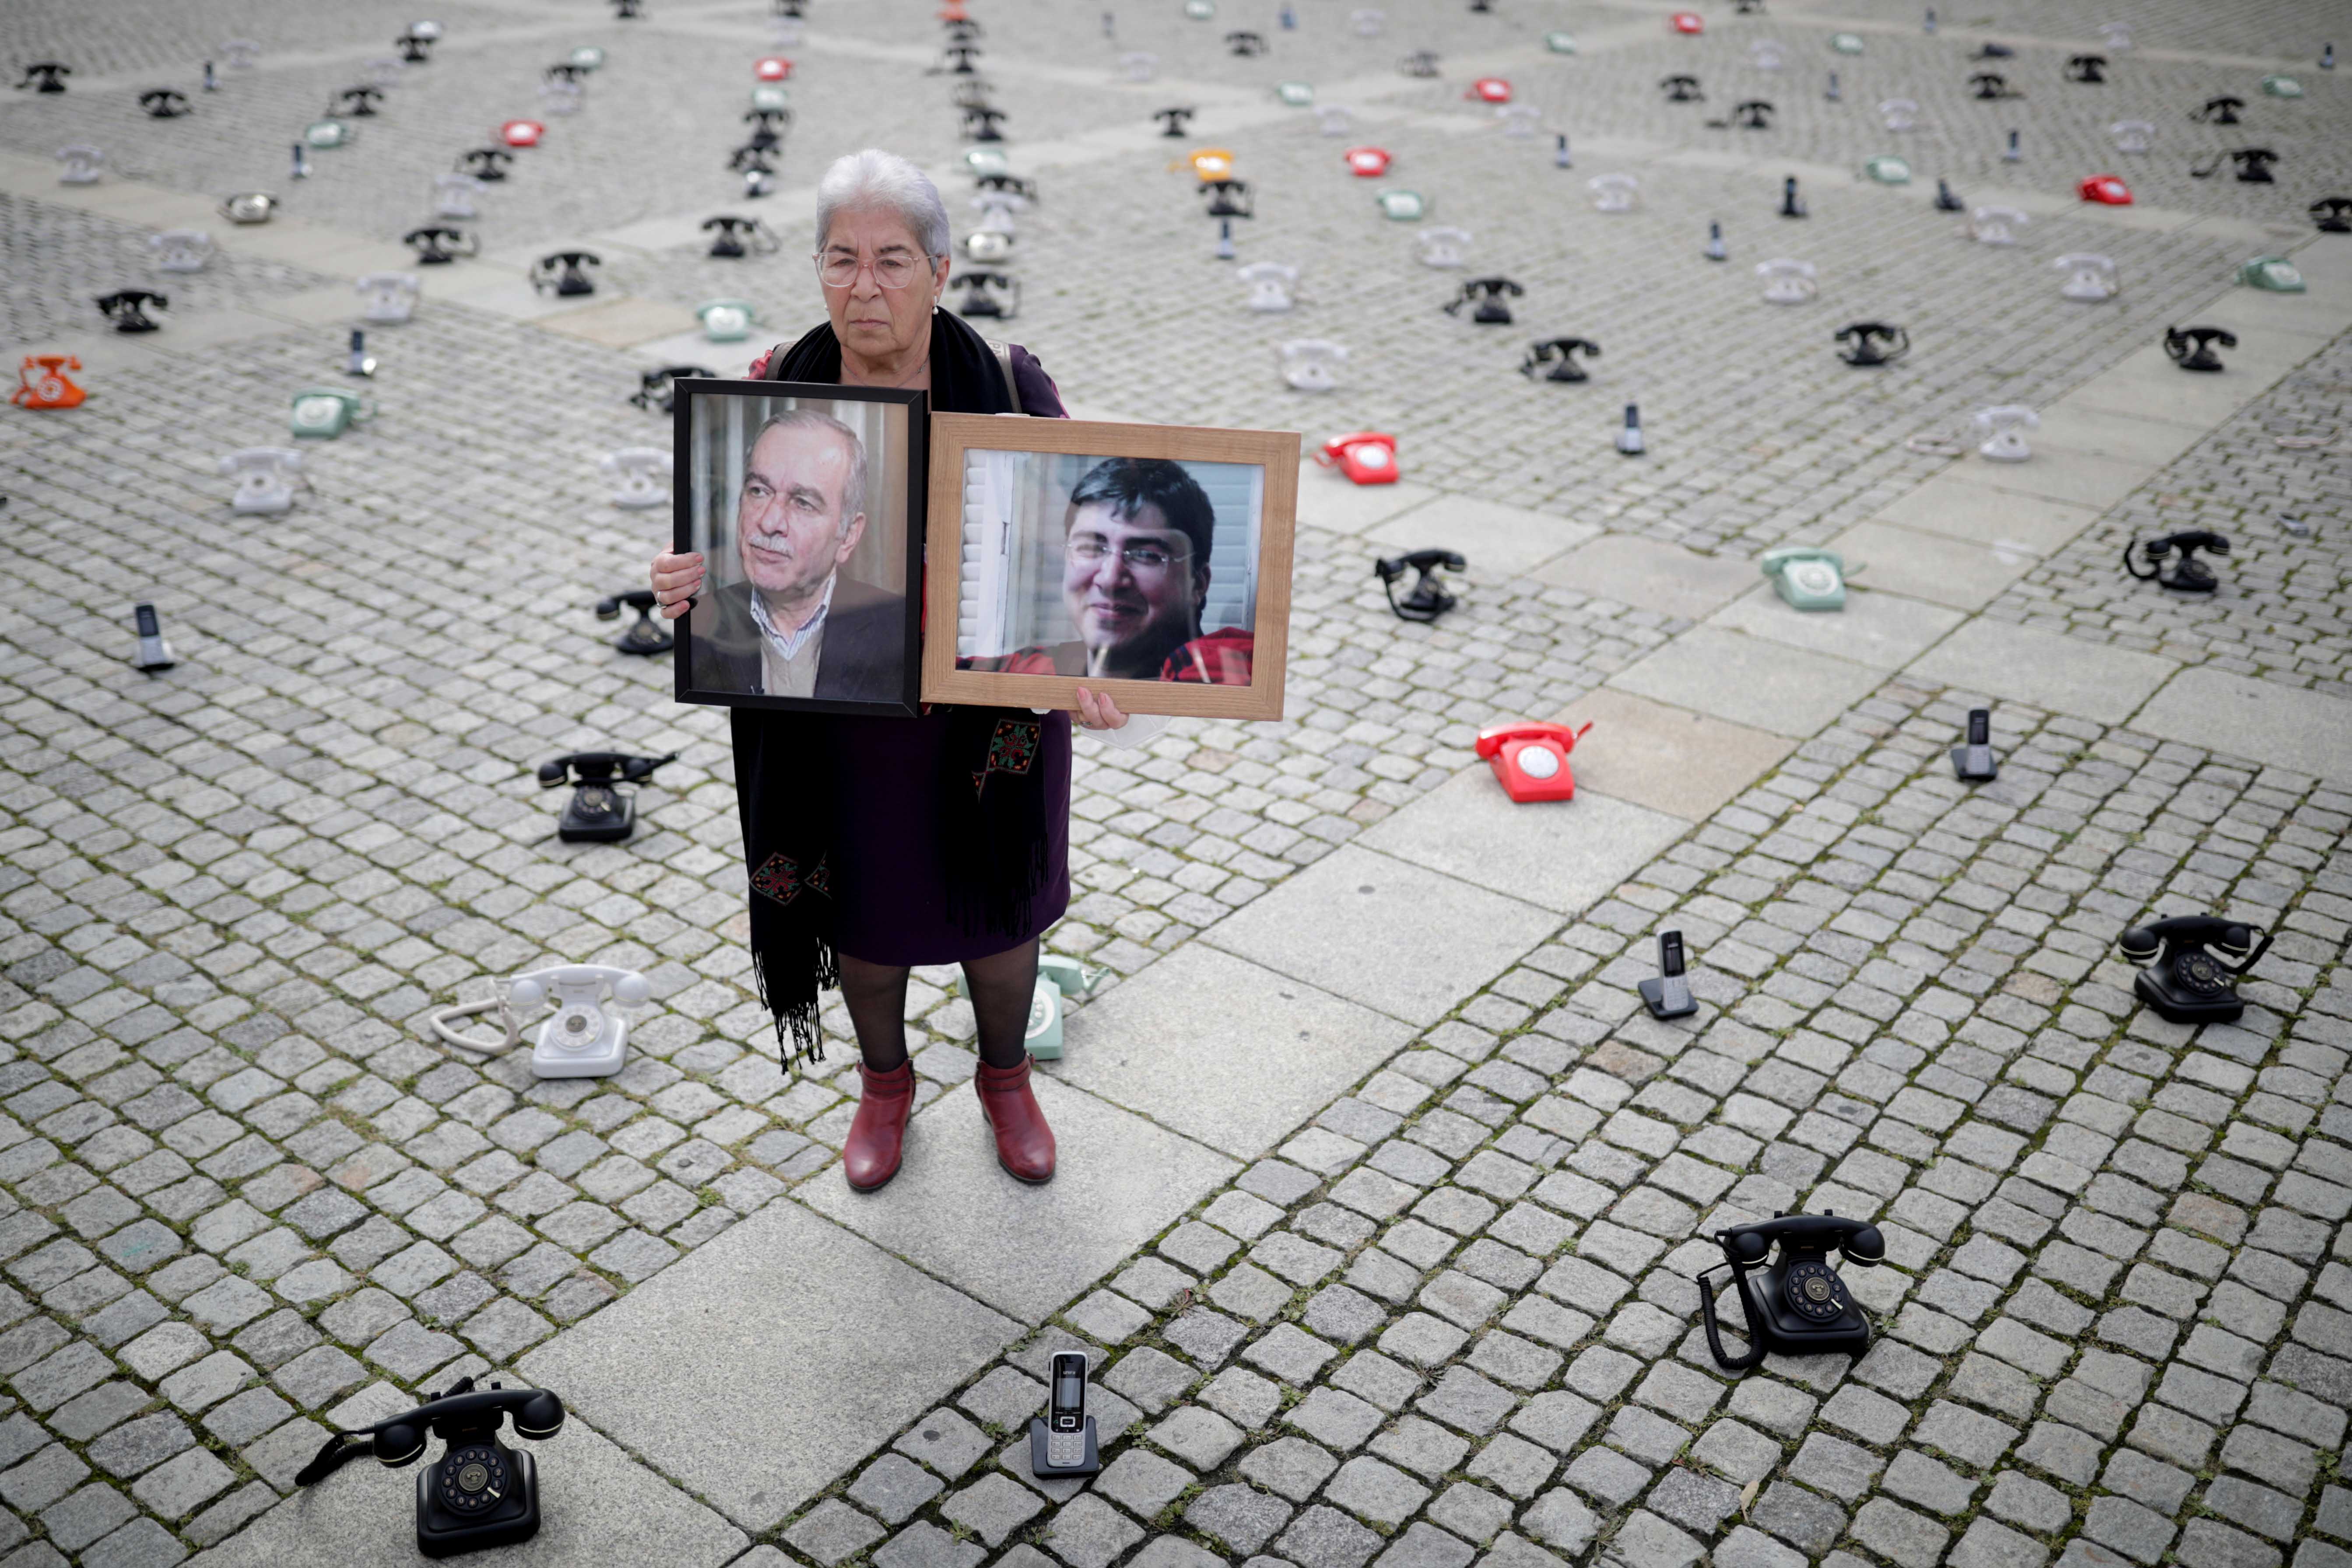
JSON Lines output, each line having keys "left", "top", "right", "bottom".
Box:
{"left": 1710, "top": 582, "right": 1968, "bottom": 673}
{"left": 1530, "top": 534, "right": 1759, "bottom": 621}
{"left": 1609, "top": 626, "right": 1886, "bottom": 739}
{"left": 1541, "top": 688, "right": 1793, "bottom": 823}
{"left": 1942, "top": 447, "right": 2156, "bottom": 513}
{"left": 1906, "top": 620, "right": 2177, "bottom": 726}
{"left": 1874, "top": 473, "right": 2105, "bottom": 556}
{"left": 1366, "top": 495, "right": 1599, "bottom": 579}
{"left": 1359, "top": 764, "right": 1691, "bottom": 916}
{"left": 2131, "top": 668, "right": 2352, "bottom": 786}
{"left": 1823, "top": 521, "right": 2033, "bottom": 613}
{"left": 1296, "top": 467, "right": 1441, "bottom": 537}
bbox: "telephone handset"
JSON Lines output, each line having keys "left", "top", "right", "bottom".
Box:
{"left": 431, "top": 964, "right": 651, "bottom": 1077}
{"left": 1374, "top": 549, "right": 1461, "bottom": 621}
{"left": 1639, "top": 930, "right": 1698, "bottom": 1018}
{"left": 1476, "top": 720, "right": 1592, "bottom": 803}
{"left": 1696, "top": 1211, "right": 1885, "bottom": 1370}
{"left": 296, "top": 1375, "right": 565, "bottom": 1557}
{"left": 2124, "top": 529, "right": 2229, "bottom": 592}
{"left": 538, "top": 751, "right": 675, "bottom": 842}
{"left": 1950, "top": 706, "right": 1997, "bottom": 781}
{"left": 1315, "top": 431, "right": 1398, "bottom": 485}
{"left": 1029, "top": 1352, "right": 1102, "bottom": 1476}
{"left": 2117, "top": 916, "right": 2272, "bottom": 1024}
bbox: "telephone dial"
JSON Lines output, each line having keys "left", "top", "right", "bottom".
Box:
{"left": 1969, "top": 72, "right": 2016, "bottom": 100}
{"left": 1659, "top": 75, "right": 1703, "bottom": 103}
{"left": 2124, "top": 529, "right": 2229, "bottom": 593}
{"left": 1697, "top": 1212, "right": 1885, "bottom": 1369}
{"left": 1965, "top": 205, "right": 2026, "bottom": 244}
{"left": 2163, "top": 325, "right": 2234, "bottom": 373}
{"left": 1030, "top": 1353, "right": 1102, "bottom": 1477}
{"left": 1316, "top": 431, "right": 1398, "bottom": 486}
{"left": 95, "top": 290, "right": 166, "bottom": 333}
{"left": 2240, "top": 256, "right": 2305, "bottom": 292}
{"left": 1756, "top": 258, "right": 1816, "bottom": 305}
{"left": 950, "top": 271, "right": 1020, "bottom": 319}
{"left": 57, "top": 145, "right": 104, "bottom": 186}
{"left": 950, "top": 954, "right": 1102, "bottom": 1059}
{"left": 1237, "top": 263, "right": 1297, "bottom": 312}
{"left": 17, "top": 63, "right": 70, "bottom": 92}
{"left": 1278, "top": 340, "right": 1347, "bottom": 392}
{"left": 1344, "top": 145, "right": 1392, "bottom": 177}
{"left": 2065, "top": 53, "right": 2108, "bottom": 82}
{"left": 1590, "top": 174, "right": 1640, "bottom": 214}
{"left": 357, "top": 272, "right": 421, "bottom": 324}
{"left": 131, "top": 604, "right": 176, "bottom": 673}
{"left": 334, "top": 85, "right": 384, "bottom": 116}
{"left": 1639, "top": 930, "right": 1697, "bottom": 1019}
{"left": 1973, "top": 405, "right": 2036, "bottom": 462}
{"left": 457, "top": 147, "right": 513, "bottom": 181}
{"left": 2077, "top": 173, "right": 2133, "bottom": 205}
{"left": 2117, "top": 916, "right": 2273, "bottom": 1024}
{"left": 537, "top": 751, "right": 676, "bottom": 842}
{"left": 404, "top": 226, "right": 478, "bottom": 265}
{"left": 1375, "top": 549, "right": 1462, "bottom": 622}
{"left": 2055, "top": 253, "right": 2120, "bottom": 302}
{"left": 289, "top": 387, "right": 372, "bottom": 438}
{"left": 1760, "top": 545, "right": 1848, "bottom": 610}
{"left": 2110, "top": 119, "right": 2154, "bottom": 153}
{"left": 598, "top": 448, "right": 673, "bottom": 510}
{"left": 140, "top": 88, "right": 192, "bottom": 119}
{"left": 432, "top": 964, "right": 652, "bottom": 1077}
{"left": 630, "top": 365, "right": 714, "bottom": 415}
{"left": 151, "top": 229, "right": 213, "bottom": 272}
{"left": 1444, "top": 277, "right": 1522, "bottom": 325}
{"left": 2194, "top": 95, "right": 2245, "bottom": 124}
{"left": 2311, "top": 198, "right": 2352, "bottom": 234}
{"left": 295, "top": 1375, "right": 565, "bottom": 1557}
{"left": 433, "top": 172, "right": 483, "bottom": 219}
{"left": 1417, "top": 227, "right": 1471, "bottom": 267}
{"left": 1522, "top": 337, "right": 1601, "bottom": 382}
{"left": 219, "top": 448, "right": 305, "bottom": 516}
{"left": 1835, "top": 322, "right": 1907, "bottom": 366}
{"left": 1951, "top": 706, "right": 1997, "bottom": 782}
{"left": 703, "top": 214, "right": 780, "bottom": 259}
{"left": 697, "top": 299, "right": 760, "bottom": 341}
{"left": 1477, "top": 720, "right": 1593, "bottom": 804}
{"left": 532, "top": 251, "right": 600, "bottom": 297}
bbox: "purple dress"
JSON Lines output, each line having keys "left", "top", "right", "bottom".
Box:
{"left": 830, "top": 346, "right": 1072, "bottom": 965}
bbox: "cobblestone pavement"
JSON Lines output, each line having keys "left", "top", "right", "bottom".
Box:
{"left": 0, "top": 0, "right": 2349, "bottom": 1565}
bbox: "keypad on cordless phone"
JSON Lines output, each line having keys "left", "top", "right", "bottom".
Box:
{"left": 1046, "top": 1429, "right": 1083, "bottom": 1468}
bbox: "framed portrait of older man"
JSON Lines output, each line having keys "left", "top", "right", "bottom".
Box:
{"left": 673, "top": 379, "right": 926, "bottom": 716}
{"left": 921, "top": 416, "right": 1299, "bottom": 720}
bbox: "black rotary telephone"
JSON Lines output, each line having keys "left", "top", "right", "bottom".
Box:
{"left": 1728, "top": 99, "right": 1775, "bottom": 129}
{"left": 976, "top": 172, "right": 1036, "bottom": 201}
{"left": 2193, "top": 95, "right": 2244, "bottom": 124}
{"left": 1969, "top": 72, "right": 2019, "bottom": 99}
{"left": 1226, "top": 30, "right": 1268, "bottom": 55}
{"left": 458, "top": 147, "right": 513, "bottom": 181}
{"left": 546, "top": 63, "right": 587, "bottom": 83}
{"left": 1375, "top": 550, "right": 1464, "bottom": 623}
{"left": 595, "top": 591, "right": 675, "bottom": 656}
{"left": 963, "top": 104, "right": 1007, "bottom": 140}
{"left": 1200, "top": 179, "right": 1252, "bottom": 219}
{"left": 140, "top": 88, "right": 193, "bottom": 118}
{"left": 403, "top": 226, "right": 478, "bottom": 264}
{"left": 1697, "top": 1212, "right": 1885, "bottom": 1370}
{"left": 2311, "top": 197, "right": 2352, "bottom": 233}
{"left": 1445, "top": 277, "right": 1524, "bottom": 325}
{"left": 537, "top": 753, "right": 677, "bottom": 842}
{"left": 951, "top": 270, "right": 1020, "bottom": 319}
{"left": 1522, "top": 337, "right": 1601, "bottom": 382}
{"left": 1660, "top": 74, "right": 1703, "bottom": 103}
{"left": 1934, "top": 178, "right": 1966, "bottom": 211}
{"left": 1401, "top": 51, "right": 1441, "bottom": 77}
{"left": 532, "top": 251, "right": 601, "bottom": 297}
{"left": 629, "top": 365, "right": 714, "bottom": 414}
{"left": 95, "top": 290, "right": 168, "bottom": 333}
{"left": 702, "top": 214, "right": 779, "bottom": 258}
{"left": 1156, "top": 107, "right": 1197, "bottom": 137}
{"left": 2065, "top": 53, "right": 2108, "bottom": 83}
{"left": 939, "top": 42, "right": 982, "bottom": 73}
{"left": 397, "top": 31, "right": 437, "bottom": 62}
{"left": 18, "top": 63, "right": 71, "bottom": 92}
{"left": 334, "top": 85, "right": 385, "bottom": 116}
{"left": 295, "top": 1377, "right": 564, "bottom": 1559}
{"left": 2194, "top": 147, "right": 2278, "bottom": 182}
{"left": 1836, "top": 321, "right": 1909, "bottom": 366}
{"left": 2118, "top": 916, "right": 2273, "bottom": 1024}
{"left": 2163, "top": 325, "right": 2234, "bottom": 372}
{"left": 2124, "top": 529, "right": 2229, "bottom": 592}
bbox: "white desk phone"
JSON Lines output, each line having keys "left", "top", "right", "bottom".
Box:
{"left": 430, "top": 965, "right": 648, "bottom": 1078}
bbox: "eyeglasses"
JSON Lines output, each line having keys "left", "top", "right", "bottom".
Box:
{"left": 1067, "top": 537, "right": 1191, "bottom": 572}
{"left": 814, "top": 249, "right": 931, "bottom": 288}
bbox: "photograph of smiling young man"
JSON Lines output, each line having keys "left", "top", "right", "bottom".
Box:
{"left": 964, "top": 456, "right": 1255, "bottom": 685}
{"left": 688, "top": 405, "right": 909, "bottom": 705}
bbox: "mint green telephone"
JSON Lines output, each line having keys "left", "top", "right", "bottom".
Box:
{"left": 2237, "top": 255, "right": 2306, "bottom": 292}
{"left": 1760, "top": 546, "right": 1849, "bottom": 610}
{"left": 951, "top": 955, "right": 1105, "bottom": 1060}
{"left": 289, "top": 387, "right": 371, "bottom": 438}
{"left": 697, "top": 299, "right": 759, "bottom": 340}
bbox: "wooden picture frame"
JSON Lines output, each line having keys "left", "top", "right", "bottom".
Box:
{"left": 921, "top": 414, "right": 1299, "bottom": 720}
{"left": 671, "top": 378, "right": 927, "bottom": 718}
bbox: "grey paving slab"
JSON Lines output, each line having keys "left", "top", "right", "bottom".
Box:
{"left": 1530, "top": 535, "right": 1759, "bottom": 622}
{"left": 1296, "top": 468, "right": 1444, "bottom": 538}
{"left": 800, "top": 1074, "right": 1238, "bottom": 1324}
{"left": 1874, "top": 474, "right": 2108, "bottom": 557}
{"left": 1055, "top": 946, "right": 1416, "bottom": 1162}
{"left": 1543, "top": 689, "right": 1794, "bottom": 822}
{"left": 1937, "top": 449, "right": 2163, "bottom": 515}
{"left": 1906, "top": 619, "right": 2179, "bottom": 726}
{"left": 2029, "top": 405, "right": 2209, "bottom": 466}
{"left": 1709, "top": 583, "right": 1968, "bottom": 673}
{"left": 186, "top": 1414, "right": 746, "bottom": 1567}
{"left": 2129, "top": 667, "right": 2352, "bottom": 785}
{"left": 1823, "top": 521, "right": 2033, "bottom": 613}
{"left": 1358, "top": 765, "right": 1691, "bottom": 916}
{"left": 519, "top": 1200, "right": 1018, "bottom": 1531}
{"left": 1608, "top": 626, "right": 1888, "bottom": 738}
{"left": 1203, "top": 845, "right": 1563, "bottom": 1026}
{"left": 1366, "top": 495, "right": 1601, "bottom": 579}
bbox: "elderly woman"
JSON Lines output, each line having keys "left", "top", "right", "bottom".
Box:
{"left": 649, "top": 149, "right": 1152, "bottom": 1193}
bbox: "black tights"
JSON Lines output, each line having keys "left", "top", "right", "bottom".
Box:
{"left": 838, "top": 938, "right": 1039, "bottom": 1072}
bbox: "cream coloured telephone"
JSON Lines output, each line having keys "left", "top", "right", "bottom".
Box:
{"left": 430, "top": 965, "right": 648, "bottom": 1078}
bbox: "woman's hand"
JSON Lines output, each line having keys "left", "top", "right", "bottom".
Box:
{"left": 650, "top": 551, "right": 704, "bottom": 620}
{"left": 1074, "top": 686, "right": 1129, "bottom": 730}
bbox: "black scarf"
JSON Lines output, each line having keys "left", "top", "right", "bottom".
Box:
{"left": 733, "top": 309, "right": 1050, "bottom": 1072}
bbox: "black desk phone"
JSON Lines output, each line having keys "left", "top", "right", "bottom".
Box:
{"left": 2118, "top": 916, "right": 2272, "bottom": 1024}
{"left": 1697, "top": 1211, "right": 1884, "bottom": 1369}
{"left": 1029, "top": 1352, "right": 1101, "bottom": 1477}
{"left": 537, "top": 752, "right": 675, "bottom": 842}
{"left": 295, "top": 1376, "right": 565, "bottom": 1558}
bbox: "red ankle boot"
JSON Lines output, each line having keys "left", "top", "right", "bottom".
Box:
{"left": 974, "top": 1056, "right": 1056, "bottom": 1183}
{"left": 843, "top": 1061, "right": 915, "bottom": 1192}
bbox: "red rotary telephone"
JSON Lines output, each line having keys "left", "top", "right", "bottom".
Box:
{"left": 1467, "top": 77, "right": 1512, "bottom": 103}
{"left": 1670, "top": 12, "right": 1704, "bottom": 33}
{"left": 1476, "top": 720, "right": 1593, "bottom": 803}
{"left": 1315, "top": 431, "right": 1398, "bottom": 485}
{"left": 1343, "top": 145, "right": 1392, "bottom": 176}
{"left": 2078, "top": 174, "right": 2133, "bottom": 205}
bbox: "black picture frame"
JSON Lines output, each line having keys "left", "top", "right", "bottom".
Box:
{"left": 671, "top": 378, "right": 928, "bottom": 718}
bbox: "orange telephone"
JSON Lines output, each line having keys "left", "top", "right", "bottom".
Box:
{"left": 1476, "top": 720, "right": 1593, "bottom": 803}
{"left": 12, "top": 354, "right": 86, "bottom": 410}
{"left": 1315, "top": 431, "right": 1398, "bottom": 485}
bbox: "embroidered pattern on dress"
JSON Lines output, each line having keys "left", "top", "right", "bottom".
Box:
{"left": 750, "top": 852, "right": 801, "bottom": 904}
{"left": 971, "top": 718, "right": 1040, "bottom": 797}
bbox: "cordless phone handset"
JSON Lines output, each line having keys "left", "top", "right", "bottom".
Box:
{"left": 1029, "top": 1352, "right": 1101, "bottom": 1476}
{"left": 1696, "top": 1210, "right": 1884, "bottom": 1371}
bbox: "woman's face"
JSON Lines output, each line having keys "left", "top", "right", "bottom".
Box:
{"left": 818, "top": 205, "right": 948, "bottom": 367}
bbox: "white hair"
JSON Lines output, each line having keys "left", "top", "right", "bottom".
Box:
{"left": 752, "top": 407, "right": 866, "bottom": 530}
{"left": 814, "top": 149, "right": 951, "bottom": 259}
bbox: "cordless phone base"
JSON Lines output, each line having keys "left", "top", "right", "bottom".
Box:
{"left": 1949, "top": 744, "right": 1998, "bottom": 782}
{"left": 1028, "top": 1416, "right": 1099, "bottom": 1478}
{"left": 1637, "top": 976, "right": 1697, "bottom": 1020}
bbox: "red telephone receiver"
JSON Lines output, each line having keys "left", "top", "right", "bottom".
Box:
{"left": 2078, "top": 174, "right": 2133, "bottom": 205}
{"left": 1343, "top": 146, "right": 1392, "bottom": 177}
{"left": 1315, "top": 431, "right": 1399, "bottom": 485}
{"left": 1476, "top": 720, "right": 1593, "bottom": 803}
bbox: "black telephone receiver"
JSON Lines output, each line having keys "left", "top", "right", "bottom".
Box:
{"left": 537, "top": 753, "right": 677, "bottom": 842}
{"left": 1697, "top": 1211, "right": 1885, "bottom": 1370}
{"left": 744, "top": 105, "right": 794, "bottom": 130}
{"left": 404, "top": 226, "right": 477, "bottom": 264}
{"left": 140, "top": 88, "right": 193, "bottom": 117}
{"left": 546, "top": 63, "right": 587, "bottom": 82}
{"left": 2195, "top": 94, "right": 2244, "bottom": 123}
{"left": 295, "top": 1376, "right": 565, "bottom": 1558}
{"left": 1836, "top": 321, "right": 1910, "bottom": 366}
{"left": 1375, "top": 550, "right": 1465, "bottom": 622}
{"left": 458, "top": 147, "right": 513, "bottom": 179}
{"left": 1969, "top": 72, "right": 2015, "bottom": 99}
{"left": 335, "top": 84, "right": 385, "bottom": 115}
{"left": 2312, "top": 197, "right": 2352, "bottom": 233}
{"left": 532, "top": 251, "right": 601, "bottom": 296}
{"left": 2065, "top": 52, "right": 2107, "bottom": 81}
{"left": 2124, "top": 528, "right": 2229, "bottom": 592}
{"left": 1731, "top": 99, "right": 1774, "bottom": 128}
{"left": 951, "top": 270, "right": 1019, "bottom": 319}
{"left": 702, "top": 214, "right": 778, "bottom": 259}
{"left": 1200, "top": 179, "right": 1252, "bottom": 217}
{"left": 1445, "top": 277, "right": 1524, "bottom": 324}
{"left": 2162, "top": 326, "right": 2235, "bottom": 373}
{"left": 2118, "top": 916, "right": 2273, "bottom": 1024}
{"left": 595, "top": 590, "right": 675, "bottom": 656}
{"left": 976, "top": 172, "right": 1036, "bottom": 200}
{"left": 963, "top": 103, "right": 1007, "bottom": 139}
{"left": 95, "top": 290, "right": 168, "bottom": 333}
{"left": 1521, "top": 337, "right": 1601, "bottom": 381}
{"left": 1660, "top": 74, "right": 1703, "bottom": 102}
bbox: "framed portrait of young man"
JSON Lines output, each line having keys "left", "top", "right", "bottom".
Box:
{"left": 921, "top": 416, "right": 1299, "bottom": 721}
{"left": 673, "top": 379, "right": 927, "bottom": 717}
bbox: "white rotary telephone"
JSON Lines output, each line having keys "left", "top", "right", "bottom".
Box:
{"left": 430, "top": 965, "right": 649, "bottom": 1078}
{"left": 219, "top": 448, "right": 306, "bottom": 515}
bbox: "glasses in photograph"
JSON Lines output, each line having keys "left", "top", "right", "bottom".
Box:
{"left": 1067, "top": 536, "right": 1191, "bottom": 572}
{"left": 814, "top": 249, "right": 929, "bottom": 288}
